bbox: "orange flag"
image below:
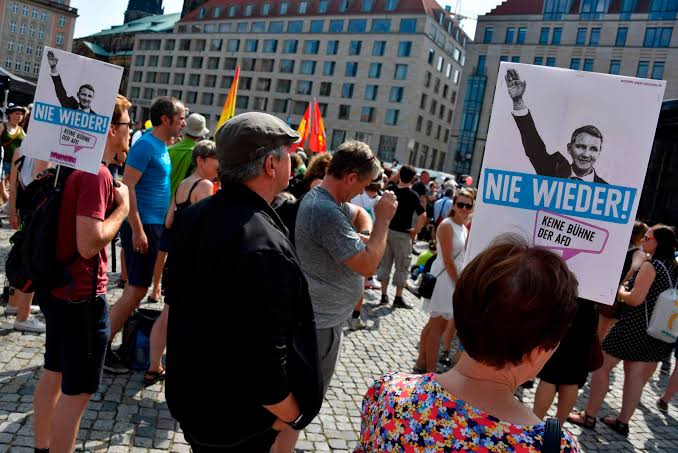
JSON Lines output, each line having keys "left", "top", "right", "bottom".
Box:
{"left": 309, "top": 100, "right": 327, "bottom": 153}
{"left": 216, "top": 66, "right": 240, "bottom": 131}
{"left": 296, "top": 102, "right": 312, "bottom": 144}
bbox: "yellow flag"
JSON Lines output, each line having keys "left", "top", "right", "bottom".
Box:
{"left": 216, "top": 66, "right": 240, "bottom": 131}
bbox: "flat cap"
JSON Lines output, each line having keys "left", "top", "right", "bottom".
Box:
{"left": 216, "top": 112, "right": 300, "bottom": 167}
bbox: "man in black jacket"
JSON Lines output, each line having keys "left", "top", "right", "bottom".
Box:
{"left": 506, "top": 68, "right": 608, "bottom": 184}
{"left": 164, "top": 112, "right": 322, "bottom": 452}
{"left": 47, "top": 50, "right": 96, "bottom": 114}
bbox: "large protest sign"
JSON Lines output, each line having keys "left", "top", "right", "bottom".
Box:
{"left": 21, "top": 47, "right": 123, "bottom": 174}
{"left": 466, "top": 62, "right": 665, "bottom": 304}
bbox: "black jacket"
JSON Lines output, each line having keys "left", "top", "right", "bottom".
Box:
{"left": 164, "top": 184, "right": 322, "bottom": 448}
{"left": 51, "top": 74, "right": 96, "bottom": 115}
{"left": 513, "top": 112, "right": 607, "bottom": 184}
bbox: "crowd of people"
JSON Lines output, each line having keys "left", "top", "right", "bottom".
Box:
{"left": 0, "top": 95, "right": 676, "bottom": 452}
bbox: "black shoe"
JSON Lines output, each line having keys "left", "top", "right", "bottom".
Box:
{"left": 103, "top": 348, "right": 130, "bottom": 374}
{"left": 392, "top": 297, "right": 413, "bottom": 309}
{"left": 657, "top": 398, "right": 669, "bottom": 413}
{"left": 379, "top": 294, "right": 389, "bottom": 305}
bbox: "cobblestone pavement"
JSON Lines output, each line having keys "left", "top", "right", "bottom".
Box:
{"left": 0, "top": 227, "right": 676, "bottom": 452}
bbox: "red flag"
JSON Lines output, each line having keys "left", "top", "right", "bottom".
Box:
{"left": 309, "top": 100, "right": 327, "bottom": 153}
{"left": 296, "top": 102, "right": 312, "bottom": 144}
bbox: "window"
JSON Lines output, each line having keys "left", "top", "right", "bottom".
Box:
{"left": 58, "top": 15, "right": 66, "bottom": 28}
{"left": 29, "top": 26, "right": 35, "bottom": 37}
{"left": 237, "top": 21, "right": 248, "bottom": 32}
{"left": 227, "top": 5, "right": 238, "bottom": 16}
{"left": 260, "top": 59, "right": 275, "bottom": 71}
{"left": 288, "top": 21, "right": 303, "bottom": 33}
{"left": 362, "top": 0, "right": 375, "bottom": 11}
{"left": 38, "top": 28, "right": 44, "bottom": 40}
{"left": 420, "top": 93, "right": 428, "bottom": 108}
{"left": 516, "top": 27, "right": 527, "bottom": 44}
{"left": 198, "top": 6, "right": 207, "bottom": 18}
{"left": 570, "top": 58, "right": 581, "bottom": 70}
{"left": 219, "top": 23, "right": 232, "bottom": 32}
{"left": 245, "top": 39, "right": 258, "bottom": 52}
{"left": 331, "top": 130, "right": 347, "bottom": 150}
{"left": 620, "top": 0, "right": 636, "bottom": 19}
{"left": 279, "top": 1, "right": 289, "bottom": 14}
{"left": 589, "top": 28, "right": 600, "bottom": 45}
{"left": 297, "top": 80, "right": 313, "bottom": 95}
{"left": 329, "top": 20, "right": 344, "bottom": 32}
{"left": 276, "top": 79, "right": 291, "bottom": 93}
{"left": 484, "top": 27, "right": 494, "bottom": 44}
{"left": 345, "top": 62, "right": 358, "bottom": 77}
{"left": 544, "top": 0, "right": 571, "bottom": 19}
{"left": 223, "top": 58, "right": 236, "bottom": 69}
{"left": 389, "top": 87, "right": 404, "bottom": 102}
{"left": 262, "top": 3, "right": 272, "bottom": 15}
{"left": 318, "top": 0, "right": 329, "bottom": 12}
{"left": 427, "top": 48, "right": 435, "bottom": 65}
{"left": 205, "top": 74, "right": 217, "bottom": 87}
{"left": 242, "top": 58, "right": 256, "bottom": 71}
{"left": 368, "top": 63, "right": 382, "bottom": 78}
{"left": 364, "top": 85, "right": 378, "bottom": 100}
{"left": 385, "top": 0, "right": 399, "bottom": 10}
{"left": 269, "top": 21, "right": 283, "bottom": 32}
{"left": 644, "top": 27, "right": 673, "bottom": 47}
{"left": 252, "top": 22, "right": 265, "bottom": 32}
{"left": 551, "top": 27, "right": 562, "bottom": 45}
{"left": 372, "top": 19, "right": 391, "bottom": 32}
{"left": 339, "top": 0, "right": 349, "bottom": 11}
{"left": 360, "top": 107, "right": 374, "bottom": 122}
{"left": 236, "top": 95, "right": 249, "bottom": 109}
{"left": 310, "top": 20, "right": 323, "bottom": 32}
{"left": 300, "top": 60, "right": 316, "bottom": 74}
{"left": 304, "top": 40, "right": 320, "bottom": 54}
{"left": 576, "top": 28, "right": 587, "bottom": 45}
{"left": 583, "top": 59, "right": 594, "bottom": 71}
{"left": 415, "top": 116, "right": 423, "bottom": 132}
{"left": 299, "top": 0, "right": 308, "bottom": 13}
{"left": 398, "top": 41, "right": 412, "bottom": 57}
{"left": 348, "top": 19, "right": 367, "bottom": 32}
{"left": 253, "top": 97, "right": 268, "bottom": 110}
{"left": 227, "top": 39, "right": 239, "bottom": 52}
{"left": 609, "top": 60, "right": 621, "bottom": 74}
{"left": 206, "top": 57, "right": 218, "bottom": 69}
{"left": 649, "top": 0, "right": 678, "bottom": 19}
{"left": 377, "top": 135, "right": 398, "bottom": 161}
{"left": 21, "top": 5, "right": 28, "bottom": 15}
{"left": 41, "top": 11, "right": 47, "bottom": 22}
{"left": 399, "top": 18, "right": 416, "bottom": 33}
{"left": 292, "top": 101, "right": 307, "bottom": 114}
{"left": 323, "top": 61, "right": 335, "bottom": 75}
{"left": 476, "top": 55, "right": 486, "bottom": 75}
{"left": 436, "top": 56, "right": 444, "bottom": 72}
{"left": 26, "top": 44, "right": 32, "bottom": 55}
{"left": 176, "top": 56, "right": 187, "bottom": 68}
{"left": 319, "top": 82, "right": 332, "bottom": 96}
{"left": 372, "top": 41, "right": 386, "bottom": 56}
{"left": 188, "top": 74, "right": 200, "bottom": 86}
{"left": 581, "top": 0, "right": 609, "bottom": 19}
{"left": 341, "top": 83, "right": 354, "bottom": 98}
{"left": 283, "top": 40, "right": 298, "bottom": 53}
{"left": 327, "top": 40, "right": 339, "bottom": 55}
{"left": 637, "top": 60, "right": 649, "bottom": 78}
{"left": 652, "top": 61, "right": 665, "bottom": 79}
{"left": 546, "top": 57, "right": 556, "bottom": 66}
{"left": 280, "top": 59, "right": 295, "bottom": 73}
{"left": 135, "top": 55, "right": 145, "bottom": 66}
{"left": 349, "top": 40, "right": 362, "bottom": 55}
{"left": 10, "top": 21, "right": 16, "bottom": 33}
{"left": 263, "top": 39, "right": 278, "bottom": 52}
{"left": 338, "top": 105, "right": 351, "bottom": 120}
{"left": 394, "top": 64, "right": 408, "bottom": 80}
{"left": 505, "top": 27, "right": 515, "bottom": 44}
{"left": 511, "top": 56, "right": 520, "bottom": 63}
{"left": 616, "top": 27, "right": 628, "bottom": 46}
{"left": 539, "top": 27, "right": 549, "bottom": 45}
{"left": 7, "top": 41, "right": 13, "bottom": 51}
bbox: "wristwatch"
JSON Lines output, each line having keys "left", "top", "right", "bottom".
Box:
{"left": 286, "top": 413, "right": 305, "bottom": 430}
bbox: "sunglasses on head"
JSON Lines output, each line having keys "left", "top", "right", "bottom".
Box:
{"left": 456, "top": 202, "right": 473, "bottom": 210}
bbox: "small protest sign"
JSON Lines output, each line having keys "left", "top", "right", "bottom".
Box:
{"left": 465, "top": 63, "right": 665, "bottom": 304}
{"left": 20, "top": 47, "right": 123, "bottom": 174}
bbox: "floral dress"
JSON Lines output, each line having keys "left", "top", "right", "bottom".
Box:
{"left": 357, "top": 372, "right": 579, "bottom": 452}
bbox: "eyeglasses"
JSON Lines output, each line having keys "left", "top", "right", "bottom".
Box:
{"left": 112, "top": 121, "right": 134, "bottom": 128}
{"left": 456, "top": 202, "right": 474, "bottom": 210}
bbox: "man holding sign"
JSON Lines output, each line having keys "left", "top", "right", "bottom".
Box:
{"left": 506, "top": 68, "right": 608, "bottom": 184}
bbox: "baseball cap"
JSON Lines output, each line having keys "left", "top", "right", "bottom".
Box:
{"left": 216, "top": 112, "right": 300, "bottom": 167}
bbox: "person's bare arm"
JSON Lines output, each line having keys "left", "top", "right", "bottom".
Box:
{"left": 263, "top": 394, "right": 301, "bottom": 432}
{"left": 618, "top": 262, "right": 656, "bottom": 307}
{"left": 408, "top": 212, "right": 428, "bottom": 240}
{"left": 436, "top": 221, "right": 460, "bottom": 283}
{"left": 348, "top": 203, "right": 373, "bottom": 243}
{"left": 76, "top": 184, "right": 129, "bottom": 259}
{"left": 121, "top": 166, "right": 148, "bottom": 253}
{"left": 8, "top": 148, "right": 21, "bottom": 229}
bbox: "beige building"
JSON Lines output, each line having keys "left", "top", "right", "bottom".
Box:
{"left": 127, "top": 0, "right": 468, "bottom": 166}
{"left": 448, "top": 0, "right": 678, "bottom": 179}
{"left": 0, "top": 0, "right": 78, "bottom": 82}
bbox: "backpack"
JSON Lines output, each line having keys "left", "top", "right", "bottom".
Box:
{"left": 5, "top": 166, "right": 76, "bottom": 293}
{"left": 119, "top": 308, "right": 161, "bottom": 370}
{"left": 645, "top": 260, "right": 678, "bottom": 344}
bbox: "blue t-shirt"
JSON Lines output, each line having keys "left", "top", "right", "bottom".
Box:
{"left": 126, "top": 132, "right": 171, "bottom": 225}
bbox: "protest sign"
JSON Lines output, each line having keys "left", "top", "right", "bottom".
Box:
{"left": 466, "top": 62, "right": 665, "bottom": 304}
{"left": 20, "top": 47, "right": 123, "bottom": 174}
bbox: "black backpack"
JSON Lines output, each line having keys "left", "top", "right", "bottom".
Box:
{"left": 6, "top": 166, "right": 76, "bottom": 293}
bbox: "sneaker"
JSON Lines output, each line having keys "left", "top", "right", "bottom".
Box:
{"left": 364, "top": 278, "right": 381, "bottom": 290}
{"left": 657, "top": 398, "right": 669, "bottom": 413}
{"left": 405, "top": 280, "right": 420, "bottom": 297}
{"left": 13, "top": 317, "right": 46, "bottom": 333}
{"left": 349, "top": 317, "right": 368, "bottom": 331}
{"left": 392, "top": 296, "right": 413, "bottom": 309}
{"left": 5, "top": 305, "right": 40, "bottom": 315}
{"left": 660, "top": 360, "right": 671, "bottom": 375}
{"left": 103, "top": 348, "right": 130, "bottom": 374}
{"left": 379, "top": 294, "right": 389, "bottom": 306}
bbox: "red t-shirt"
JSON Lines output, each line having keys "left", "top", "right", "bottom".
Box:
{"left": 52, "top": 165, "right": 115, "bottom": 301}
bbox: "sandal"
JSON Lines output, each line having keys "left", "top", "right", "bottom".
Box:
{"left": 600, "top": 416, "right": 629, "bottom": 437}
{"left": 566, "top": 411, "right": 596, "bottom": 429}
{"left": 143, "top": 369, "right": 166, "bottom": 386}
{"left": 145, "top": 296, "right": 159, "bottom": 304}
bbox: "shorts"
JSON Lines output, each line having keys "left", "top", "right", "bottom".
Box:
{"left": 317, "top": 325, "right": 343, "bottom": 397}
{"left": 376, "top": 230, "right": 412, "bottom": 287}
{"left": 120, "top": 221, "right": 163, "bottom": 288}
{"left": 39, "top": 292, "right": 109, "bottom": 395}
{"left": 158, "top": 226, "right": 172, "bottom": 253}
{"left": 183, "top": 427, "right": 278, "bottom": 453}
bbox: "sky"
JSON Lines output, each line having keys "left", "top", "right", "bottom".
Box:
{"left": 71, "top": 0, "right": 505, "bottom": 39}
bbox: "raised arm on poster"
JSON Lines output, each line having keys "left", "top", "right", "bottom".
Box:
{"left": 20, "top": 47, "right": 123, "bottom": 175}
{"left": 465, "top": 62, "right": 665, "bottom": 304}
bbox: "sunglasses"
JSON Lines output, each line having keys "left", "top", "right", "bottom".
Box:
{"left": 112, "top": 121, "right": 134, "bottom": 128}
{"left": 642, "top": 234, "right": 655, "bottom": 241}
{"left": 456, "top": 202, "right": 474, "bottom": 210}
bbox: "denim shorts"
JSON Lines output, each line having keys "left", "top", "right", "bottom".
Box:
{"left": 39, "top": 292, "right": 109, "bottom": 395}
{"left": 120, "top": 221, "right": 163, "bottom": 288}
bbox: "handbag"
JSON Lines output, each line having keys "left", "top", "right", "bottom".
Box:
{"left": 644, "top": 260, "right": 678, "bottom": 343}
{"left": 417, "top": 268, "right": 445, "bottom": 299}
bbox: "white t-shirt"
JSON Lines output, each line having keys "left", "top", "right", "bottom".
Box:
{"left": 351, "top": 192, "right": 380, "bottom": 220}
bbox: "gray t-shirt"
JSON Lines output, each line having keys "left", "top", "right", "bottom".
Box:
{"left": 295, "top": 186, "right": 365, "bottom": 329}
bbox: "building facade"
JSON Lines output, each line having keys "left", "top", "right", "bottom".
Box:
{"left": 448, "top": 0, "right": 678, "bottom": 179}
{"left": 0, "top": 0, "right": 78, "bottom": 82}
{"left": 127, "top": 0, "right": 468, "bottom": 166}
{"left": 125, "top": 0, "right": 164, "bottom": 23}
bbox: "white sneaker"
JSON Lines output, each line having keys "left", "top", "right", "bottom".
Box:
{"left": 364, "top": 278, "right": 381, "bottom": 290}
{"left": 14, "top": 317, "right": 46, "bottom": 333}
{"left": 349, "top": 317, "right": 368, "bottom": 331}
{"left": 4, "top": 305, "right": 40, "bottom": 315}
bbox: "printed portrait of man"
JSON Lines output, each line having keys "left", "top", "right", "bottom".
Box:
{"left": 505, "top": 68, "right": 608, "bottom": 184}
{"left": 47, "top": 50, "right": 97, "bottom": 115}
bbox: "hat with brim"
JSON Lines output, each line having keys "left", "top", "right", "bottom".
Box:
{"left": 7, "top": 104, "right": 26, "bottom": 115}
{"left": 184, "top": 113, "right": 209, "bottom": 138}
{"left": 216, "top": 112, "right": 301, "bottom": 167}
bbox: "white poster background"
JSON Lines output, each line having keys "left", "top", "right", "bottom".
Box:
{"left": 21, "top": 47, "right": 123, "bottom": 174}
{"left": 466, "top": 63, "right": 665, "bottom": 304}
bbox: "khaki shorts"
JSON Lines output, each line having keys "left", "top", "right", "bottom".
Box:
{"left": 317, "top": 325, "right": 343, "bottom": 397}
